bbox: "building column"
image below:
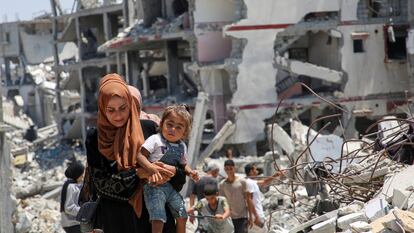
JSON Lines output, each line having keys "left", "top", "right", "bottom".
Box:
{"left": 165, "top": 41, "right": 179, "bottom": 95}
{"left": 0, "top": 85, "right": 13, "bottom": 232}
{"left": 4, "top": 58, "right": 11, "bottom": 86}
{"left": 126, "top": 51, "right": 141, "bottom": 87}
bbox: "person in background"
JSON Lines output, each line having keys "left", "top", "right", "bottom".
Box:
{"left": 61, "top": 160, "right": 85, "bottom": 233}
{"left": 225, "top": 148, "right": 234, "bottom": 160}
{"left": 188, "top": 184, "right": 234, "bottom": 233}
{"left": 188, "top": 162, "right": 221, "bottom": 231}
{"left": 137, "top": 104, "right": 199, "bottom": 233}
{"left": 244, "top": 163, "right": 284, "bottom": 233}
{"left": 127, "top": 85, "right": 161, "bottom": 126}
{"left": 244, "top": 163, "right": 266, "bottom": 232}
{"left": 219, "top": 160, "right": 254, "bottom": 233}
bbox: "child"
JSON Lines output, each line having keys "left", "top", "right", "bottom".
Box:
{"left": 137, "top": 104, "right": 199, "bottom": 233}
{"left": 188, "top": 184, "right": 234, "bottom": 233}
{"left": 60, "top": 161, "right": 85, "bottom": 233}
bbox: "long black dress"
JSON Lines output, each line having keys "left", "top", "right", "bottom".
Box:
{"left": 84, "top": 119, "right": 186, "bottom": 233}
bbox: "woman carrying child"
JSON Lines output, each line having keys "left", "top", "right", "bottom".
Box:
{"left": 84, "top": 73, "right": 183, "bottom": 233}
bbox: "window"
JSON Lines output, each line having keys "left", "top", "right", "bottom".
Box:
{"left": 385, "top": 26, "right": 407, "bottom": 61}
{"left": 353, "top": 39, "right": 364, "bottom": 53}
{"left": 1, "top": 32, "right": 10, "bottom": 44}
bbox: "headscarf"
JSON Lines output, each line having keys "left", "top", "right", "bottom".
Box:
{"left": 97, "top": 73, "right": 144, "bottom": 217}
{"left": 127, "top": 85, "right": 161, "bottom": 126}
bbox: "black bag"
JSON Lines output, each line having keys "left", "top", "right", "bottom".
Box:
{"left": 76, "top": 197, "right": 100, "bottom": 233}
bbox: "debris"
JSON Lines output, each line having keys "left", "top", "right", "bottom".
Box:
{"left": 349, "top": 221, "right": 371, "bottom": 233}
{"left": 393, "top": 209, "right": 414, "bottom": 232}
{"left": 337, "top": 212, "right": 367, "bottom": 231}
{"left": 310, "top": 217, "right": 336, "bottom": 233}
{"left": 364, "top": 198, "right": 389, "bottom": 222}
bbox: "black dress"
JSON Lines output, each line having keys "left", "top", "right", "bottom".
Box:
{"left": 84, "top": 119, "right": 186, "bottom": 233}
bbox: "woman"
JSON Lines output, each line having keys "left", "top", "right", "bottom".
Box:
{"left": 84, "top": 73, "right": 184, "bottom": 232}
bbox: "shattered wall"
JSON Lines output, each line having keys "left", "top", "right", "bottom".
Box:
{"left": 308, "top": 31, "right": 341, "bottom": 71}
{"left": 193, "top": 0, "right": 237, "bottom": 62}
{"left": 339, "top": 24, "right": 410, "bottom": 114}
{"left": 0, "top": 22, "right": 20, "bottom": 57}
{"left": 0, "top": 91, "right": 13, "bottom": 232}
{"left": 224, "top": 0, "right": 341, "bottom": 143}
{"left": 0, "top": 134, "right": 13, "bottom": 233}
{"left": 199, "top": 69, "right": 231, "bottom": 131}
{"left": 20, "top": 29, "right": 78, "bottom": 65}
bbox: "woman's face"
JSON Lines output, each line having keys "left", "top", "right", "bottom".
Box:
{"left": 105, "top": 96, "right": 130, "bottom": 128}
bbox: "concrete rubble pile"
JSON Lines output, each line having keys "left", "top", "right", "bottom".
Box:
{"left": 10, "top": 141, "right": 85, "bottom": 233}
{"left": 4, "top": 98, "right": 414, "bottom": 233}
{"left": 100, "top": 11, "right": 189, "bottom": 53}
{"left": 204, "top": 117, "right": 414, "bottom": 233}
{"left": 3, "top": 97, "right": 84, "bottom": 233}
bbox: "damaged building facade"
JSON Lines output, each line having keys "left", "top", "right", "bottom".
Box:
{"left": 1, "top": 1, "right": 414, "bottom": 159}
{"left": 99, "top": 0, "right": 414, "bottom": 157}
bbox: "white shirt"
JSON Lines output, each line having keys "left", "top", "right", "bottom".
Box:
{"left": 246, "top": 178, "right": 265, "bottom": 220}
{"left": 142, "top": 133, "right": 187, "bottom": 164}
{"left": 61, "top": 183, "right": 81, "bottom": 227}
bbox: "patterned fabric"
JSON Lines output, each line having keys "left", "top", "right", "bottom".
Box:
{"left": 91, "top": 166, "right": 139, "bottom": 202}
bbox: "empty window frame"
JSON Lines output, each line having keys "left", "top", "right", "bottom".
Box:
{"left": 384, "top": 25, "right": 407, "bottom": 61}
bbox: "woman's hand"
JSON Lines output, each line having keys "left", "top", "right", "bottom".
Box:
{"left": 149, "top": 162, "right": 176, "bottom": 185}
{"left": 153, "top": 161, "right": 176, "bottom": 178}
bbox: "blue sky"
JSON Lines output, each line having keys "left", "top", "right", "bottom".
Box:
{"left": 0, "top": 0, "right": 74, "bottom": 22}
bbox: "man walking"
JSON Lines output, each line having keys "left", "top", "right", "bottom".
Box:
{"left": 219, "top": 160, "right": 253, "bottom": 233}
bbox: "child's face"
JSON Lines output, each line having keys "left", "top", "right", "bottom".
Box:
{"left": 161, "top": 112, "right": 187, "bottom": 142}
{"left": 205, "top": 194, "right": 218, "bottom": 206}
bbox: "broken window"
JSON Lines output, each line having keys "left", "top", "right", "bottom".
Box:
{"left": 2, "top": 32, "right": 10, "bottom": 44}
{"left": 149, "top": 75, "right": 168, "bottom": 96}
{"left": 385, "top": 26, "right": 407, "bottom": 61}
{"left": 353, "top": 39, "right": 364, "bottom": 53}
{"left": 172, "top": 0, "right": 188, "bottom": 17}
{"left": 288, "top": 48, "right": 308, "bottom": 62}
{"left": 368, "top": 0, "right": 403, "bottom": 18}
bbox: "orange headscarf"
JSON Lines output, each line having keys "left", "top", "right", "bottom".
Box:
{"left": 97, "top": 73, "right": 144, "bottom": 217}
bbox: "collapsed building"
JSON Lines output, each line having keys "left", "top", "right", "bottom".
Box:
{"left": 2, "top": 0, "right": 414, "bottom": 156}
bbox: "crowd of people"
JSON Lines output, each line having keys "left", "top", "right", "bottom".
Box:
{"left": 59, "top": 73, "right": 279, "bottom": 233}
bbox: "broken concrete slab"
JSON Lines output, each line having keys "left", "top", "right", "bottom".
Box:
{"left": 337, "top": 212, "right": 368, "bottom": 230}
{"left": 310, "top": 217, "right": 336, "bottom": 233}
{"left": 338, "top": 201, "right": 364, "bottom": 216}
{"left": 289, "top": 210, "right": 338, "bottom": 233}
{"left": 343, "top": 167, "right": 390, "bottom": 184}
{"left": 198, "top": 120, "right": 235, "bottom": 163}
{"left": 380, "top": 166, "right": 414, "bottom": 202}
{"left": 267, "top": 123, "right": 294, "bottom": 155}
{"left": 393, "top": 209, "right": 414, "bottom": 232}
{"left": 393, "top": 188, "right": 414, "bottom": 210}
{"left": 370, "top": 211, "right": 397, "bottom": 233}
{"left": 364, "top": 197, "right": 389, "bottom": 222}
{"left": 349, "top": 221, "right": 371, "bottom": 233}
